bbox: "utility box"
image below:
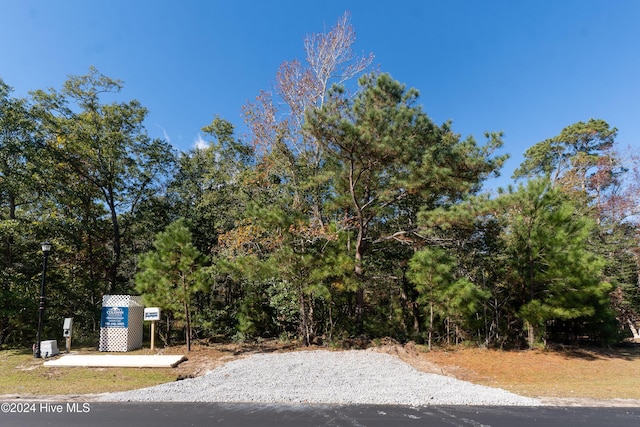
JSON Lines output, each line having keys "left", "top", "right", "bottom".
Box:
{"left": 99, "top": 295, "right": 144, "bottom": 352}
{"left": 63, "top": 318, "right": 73, "bottom": 337}
{"left": 40, "top": 340, "right": 59, "bottom": 357}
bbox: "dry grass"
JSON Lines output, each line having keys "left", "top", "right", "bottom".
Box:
{"left": 418, "top": 344, "right": 640, "bottom": 400}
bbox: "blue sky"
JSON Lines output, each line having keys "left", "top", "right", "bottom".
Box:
{"left": 2, "top": 1, "right": 639, "bottom": 190}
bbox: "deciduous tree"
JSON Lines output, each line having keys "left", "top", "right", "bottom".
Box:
{"left": 31, "top": 67, "right": 175, "bottom": 292}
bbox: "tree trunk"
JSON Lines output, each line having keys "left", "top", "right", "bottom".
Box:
{"left": 446, "top": 317, "right": 450, "bottom": 346}
{"left": 399, "top": 277, "right": 420, "bottom": 338}
{"left": 299, "top": 285, "right": 310, "bottom": 346}
{"left": 106, "top": 192, "right": 121, "bottom": 294}
{"left": 184, "top": 299, "right": 191, "bottom": 352}
{"left": 354, "top": 225, "right": 365, "bottom": 334}
{"left": 3, "top": 192, "right": 16, "bottom": 266}
{"left": 182, "top": 277, "right": 191, "bottom": 352}
{"left": 428, "top": 301, "right": 433, "bottom": 351}
{"left": 526, "top": 320, "right": 535, "bottom": 349}
{"left": 348, "top": 153, "right": 368, "bottom": 335}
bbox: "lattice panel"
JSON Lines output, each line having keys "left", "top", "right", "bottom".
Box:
{"left": 99, "top": 295, "right": 144, "bottom": 352}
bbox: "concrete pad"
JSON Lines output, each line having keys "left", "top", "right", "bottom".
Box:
{"left": 43, "top": 354, "right": 185, "bottom": 368}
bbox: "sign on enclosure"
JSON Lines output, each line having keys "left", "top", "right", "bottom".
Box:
{"left": 100, "top": 306, "right": 129, "bottom": 328}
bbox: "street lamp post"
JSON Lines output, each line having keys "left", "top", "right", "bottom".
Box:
{"left": 34, "top": 242, "right": 51, "bottom": 359}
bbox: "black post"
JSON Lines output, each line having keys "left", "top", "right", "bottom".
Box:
{"left": 34, "top": 242, "right": 51, "bottom": 359}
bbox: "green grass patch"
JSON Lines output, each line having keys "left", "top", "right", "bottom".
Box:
{"left": 0, "top": 349, "right": 177, "bottom": 395}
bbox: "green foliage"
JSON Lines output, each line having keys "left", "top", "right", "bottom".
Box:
{"left": 511, "top": 119, "right": 637, "bottom": 344}
{"left": 513, "top": 118, "right": 617, "bottom": 187}
{"left": 496, "top": 179, "right": 615, "bottom": 346}
{"left": 408, "top": 247, "right": 488, "bottom": 347}
{"left": 1, "top": 22, "right": 637, "bottom": 351}
{"left": 169, "top": 117, "right": 253, "bottom": 255}
{"left": 135, "top": 218, "right": 207, "bottom": 350}
{"left": 0, "top": 80, "right": 60, "bottom": 346}
{"left": 442, "top": 278, "right": 490, "bottom": 336}
{"left": 31, "top": 66, "right": 176, "bottom": 293}
{"left": 305, "top": 72, "right": 506, "bottom": 334}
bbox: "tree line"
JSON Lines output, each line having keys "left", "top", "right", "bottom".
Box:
{"left": 2, "top": 13, "right": 639, "bottom": 351}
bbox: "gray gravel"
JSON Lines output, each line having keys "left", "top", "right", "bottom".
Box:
{"left": 98, "top": 350, "right": 541, "bottom": 406}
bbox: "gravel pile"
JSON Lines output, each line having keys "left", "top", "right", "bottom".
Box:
{"left": 98, "top": 350, "right": 541, "bottom": 406}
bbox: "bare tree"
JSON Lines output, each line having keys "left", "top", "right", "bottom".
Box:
{"left": 243, "top": 11, "right": 374, "bottom": 206}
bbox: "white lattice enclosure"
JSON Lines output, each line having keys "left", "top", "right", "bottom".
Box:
{"left": 99, "top": 295, "right": 144, "bottom": 352}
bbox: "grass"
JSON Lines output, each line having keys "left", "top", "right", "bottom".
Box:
{"left": 420, "top": 344, "right": 640, "bottom": 400}
{"left": 0, "top": 348, "right": 177, "bottom": 395}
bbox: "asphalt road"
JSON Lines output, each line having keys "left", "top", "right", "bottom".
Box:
{"left": 1, "top": 402, "right": 640, "bottom": 426}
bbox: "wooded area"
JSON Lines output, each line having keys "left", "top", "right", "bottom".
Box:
{"left": 2, "top": 13, "right": 640, "bottom": 350}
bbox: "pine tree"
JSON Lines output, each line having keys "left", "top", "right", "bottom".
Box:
{"left": 135, "top": 219, "right": 206, "bottom": 351}
{"left": 497, "top": 179, "right": 613, "bottom": 347}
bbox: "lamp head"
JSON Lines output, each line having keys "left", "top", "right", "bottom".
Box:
{"left": 41, "top": 242, "right": 52, "bottom": 254}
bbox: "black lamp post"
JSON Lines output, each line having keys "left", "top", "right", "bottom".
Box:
{"left": 34, "top": 242, "right": 51, "bottom": 359}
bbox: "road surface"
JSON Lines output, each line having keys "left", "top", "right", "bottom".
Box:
{"left": 1, "top": 402, "right": 639, "bottom": 426}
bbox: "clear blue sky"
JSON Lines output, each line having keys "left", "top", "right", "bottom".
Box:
{"left": 2, "top": 0, "right": 639, "bottom": 190}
